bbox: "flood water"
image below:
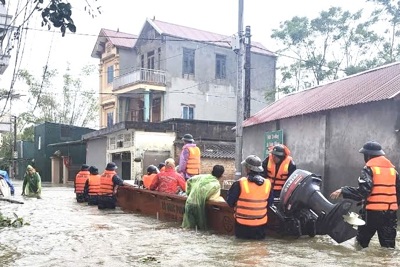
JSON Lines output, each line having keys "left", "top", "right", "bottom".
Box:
{"left": 1, "top": 181, "right": 400, "bottom": 267}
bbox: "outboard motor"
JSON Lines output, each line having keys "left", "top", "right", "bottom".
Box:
{"left": 277, "top": 169, "right": 358, "bottom": 243}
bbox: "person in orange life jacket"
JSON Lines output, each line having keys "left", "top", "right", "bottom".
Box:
{"left": 75, "top": 164, "right": 90, "bottom": 203}
{"left": 83, "top": 166, "right": 101, "bottom": 205}
{"left": 261, "top": 144, "right": 296, "bottom": 199}
{"left": 150, "top": 158, "right": 186, "bottom": 194}
{"left": 227, "top": 155, "right": 272, "bottom": 240}
{"left": 143, "top": 165, "right": 159, "bottom": 189}
{"left": 330, "top": 141, "right": 400, "bottom": 249}
{"left": 98, "top": 162, "right": 132, "bottom": 210}
{"left": 178, "top": 134, "right": 201, "bottom": 180}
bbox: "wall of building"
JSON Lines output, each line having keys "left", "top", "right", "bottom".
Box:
{"left": 242, "top": 99, "right": 400, "bottom": 196}
{"left": 118, "top": 48, "right": 137, "bottom": 76}
{"left": 86, "top": 137, "right": 107, "bottom": 172}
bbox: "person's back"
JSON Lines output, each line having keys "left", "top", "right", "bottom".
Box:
{"left": 143, "top": 165, "right": 159, "bottom": 189}
{"left": 150, "top": 158, "right": 186, "bottom": 194}
{"left": 182, "top": 165, "right": 224, "bottom": 230}
{"left": 75, "top": 164, "right": 90, "bottom": 203}
{"left": 86, "top": 166, "right": 101, "bottom": 205}
{"left": 178, "top": 134, "right": 201, "bottom": 180}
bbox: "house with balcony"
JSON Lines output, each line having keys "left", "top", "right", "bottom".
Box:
{"left": 91, "top": 18, "right": 276, "bottom": 127}
{"left": 0, "top": 3, "right": 13, "bottom": 75}
{"left": 87, "top": 19, "right": 277, "bottom": 181}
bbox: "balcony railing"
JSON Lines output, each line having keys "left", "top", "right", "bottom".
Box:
{"left": 113, "top": 68, "right": 166, "bottom": 91}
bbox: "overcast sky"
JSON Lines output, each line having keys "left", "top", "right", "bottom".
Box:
{"left": 1, "top": 0, "right": 369, "bottom": 122}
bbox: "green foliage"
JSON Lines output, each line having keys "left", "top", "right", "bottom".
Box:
{"left": 16, "top": 64, "right": 98, "bottom": 133}
{"left": 0, "top": 212, "right": 28, "bottom": 228}
{"left": 1, "top": 0, "right": 100, "bottom": 36}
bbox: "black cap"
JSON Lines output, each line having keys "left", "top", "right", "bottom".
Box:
{"left": 81, "top": 164, "right": 90, "bottom": 171}
{"left": 106, "top": 162, "right": 118, "bottom": 170}
{"left": 271, "top": 145, "right": 285, "bottom": 157}
{"left": 147, "top": 165, "right": 158, "bottom": 174}
{"left": 182, "top": 134, "right": 194, "bottom": 142}
{"left": 89, "top": 166, "right": 99, "bottom": 175}
{"left": 359, "top": 141, "right": 385, "bottom": 156}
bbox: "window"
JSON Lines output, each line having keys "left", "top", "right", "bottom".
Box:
{"left": 157, "top": 48, "right": 161, "bottom": 70}
{"left": 60, "top": 125, "right": 71, "bottom": 138}
{"left": 141, "top": 55, "right": 145, "bottom": 68}
{"left": 182, "top": 48, "right": 195, "bottom": 75}
{"left": 107, "top": 112, "right": 114, "bottom": 127}
{"left": 215, "top": 54, "right": 226, "bottom": 79}
{"left": 107, "top": 65, "right": 114, "bottom": 84}
{"left": 147, "top": 51, "right": 155, "bottom": 69}
{"left": 182, "top": 105, "right": 194, "bottom": 120}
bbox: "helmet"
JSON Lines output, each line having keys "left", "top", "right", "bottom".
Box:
{"left": 81, "top": 164, "right": 90, "bottom": 171}
{"left": 359, "top": 141, "right": 385, "bottom": 156}
{"left": 241, "top": 155, "right": 264, "bottom": 172}
{"left": 147, "top": 165, "right": 158, "bottom": 174}
{"left": 182, "top": 134, "right": 194, "bottom": 142}
{"left": 106, "top": 162, "right": 118, "bottom": 170}
{"left": 271, "top": 145, "right": 285, "bottom": 157}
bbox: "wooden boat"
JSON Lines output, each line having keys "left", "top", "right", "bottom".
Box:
{"left": 116, "top": 186, "right": 284, "bottom": 236}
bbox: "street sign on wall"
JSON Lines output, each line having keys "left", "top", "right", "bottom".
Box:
{"left": 263, "top": 130, "right": 283, "bottom": 157}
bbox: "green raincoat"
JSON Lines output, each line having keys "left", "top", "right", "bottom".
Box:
{"left": 182, "top": 174, "right": 222, "bottom": 230}
{"left": 22, "top": 165, "right": 42, "bottom": 198}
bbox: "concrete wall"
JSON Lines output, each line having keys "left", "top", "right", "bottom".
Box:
{"left": 242, "top": 99, "right": 400, "bottom": 196}
{"left": 118, "top": 48, "right": 137, "bottom": 76}
{"left": 86, "top": 137, "right": 107, "bottom": 172}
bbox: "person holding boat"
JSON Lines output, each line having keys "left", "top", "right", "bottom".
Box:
{"left": 22, "top": 165, "right": 42, "bottom": 198}
{"left": 330, "top": 141, "right": 400, "bottom": 249}
{"left": 74, "top": 164, "right": 90, "bottom": 203}
{"left": 262, "top": 144, "right": 296, "bottom": 199}
{"left": 182, "top": 165, "right": 225, "bottom": 230}
{"left": 150, "top": 158, "right": 186, "bottom": 194}
{"left": 227, "top": 155, "right": 272, "bottom": 240}
{"left": 178, "top": 134, "right": 201, "bottom": 180}
{"left": 98, "top": 162, "right": 132, "bottom": 209}
{"left": 84, "top": 166, "right": 101, "bottom": 205}
{"left": 143, "top": 165, "right": 159, "bottom": 189}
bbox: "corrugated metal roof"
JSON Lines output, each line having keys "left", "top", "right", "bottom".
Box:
{"left": 243, "top": 62, "right": 400, "bottom": 127}
{"left": 101, "top": 29, "right": 137, "bottom": 48}
{"left": 149, "top": 19, "right": 275, "bottom": 57}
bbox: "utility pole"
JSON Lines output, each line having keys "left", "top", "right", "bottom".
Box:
{"left": 12, "top": 115, "right": 17, "bottom": 179}
{"left": 235, "top": 0, "right": 245, "bottom": 180}
{"left": 244, "top": 26, "right": 251, "bottom": 120}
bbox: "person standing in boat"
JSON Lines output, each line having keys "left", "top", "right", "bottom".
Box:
{"left": 21, "top": 165, "right": 42, "bottom": 198}
{"left": 84, "top": 166, "right": 101, "bottom": 205}
{"left": 261, "top": 144, "right": 296, "bottom": 199}
{"left": 74, "top": 164, "right": 90, "bottom": 203}
{"left": 227, "top": 155, "right": 272, "bottom": 240}
{"left": 143, "top": 165, "right": 159, "bottom": 189}
{"left": 150, "top": 158, "right": 186, "bottom": 194}
{"left": 330, "top": 141, "right": 400, "bottom": 249}
{"left": 182, "top": 165, "right": 225, "bottom": 230}
{"left": 178, "top": 134, "right": 201, "bottom": 180}
{"left": 98, "top": 162, "right": 132, "bottom": 209}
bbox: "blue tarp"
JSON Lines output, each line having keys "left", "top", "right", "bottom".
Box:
{"left": 0, "top": 170, "right": 14, "bottom": 195}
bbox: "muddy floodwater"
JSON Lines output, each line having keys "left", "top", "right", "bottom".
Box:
{"left": 0, "top": 181, "right": 400, "bottom": 267}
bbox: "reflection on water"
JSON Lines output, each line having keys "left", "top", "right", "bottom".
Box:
{"left": 0, "top": 182, "right": 399, "bottom": 267}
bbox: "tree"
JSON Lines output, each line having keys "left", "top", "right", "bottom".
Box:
{"left": 17, "top": 64, "right": 98, "bottom": 141}
{"left": 271, "top": 7, "right": 379, "bottom": 93}
{"left": 1, "top": 0, "right": 101, "bottom": 36}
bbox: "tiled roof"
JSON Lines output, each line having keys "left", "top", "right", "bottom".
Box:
{"left": 243, "top": 62, "right": 400, "bottom": 127}
{"left": 91, "top": 29, "right": 137, "bottom": 58}
{"left": 101, "top": 28, "right": 137, "bottom": 48}
{"left": 149, "top": 19, "right": 275, "bottom": 57}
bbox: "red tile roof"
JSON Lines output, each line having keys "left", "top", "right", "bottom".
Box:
{"left": 101, "top": 29, "right": 137, "bottom": 48}
{"left": 243, "top": 62, "right": 400, "bottom": 127}
{"left": 149, "top": 19, "right": 275, "bottom": 57}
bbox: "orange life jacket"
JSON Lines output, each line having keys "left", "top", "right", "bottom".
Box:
{"left": 186, "top": 146, "right": 201, "bottom": 175}
{"left": 99, "top": 170, "right": 115, "bottom": 196}
{"left": 143, "top": 173, "right": 157, "bottom": 189}
{"left": 234, "top": 177, "right": 271, "bottom": 226}
{"left": 75, "top": 170, "right": 90, "bottom": 194}
{"left": 88, "top": 174, "right": 101, "bottom": 196}
{"left": 365, "top": 156, "right": 398, "bottom": 211}
{"left": 267, "top": 155, "right": 292, "bottom": 191}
